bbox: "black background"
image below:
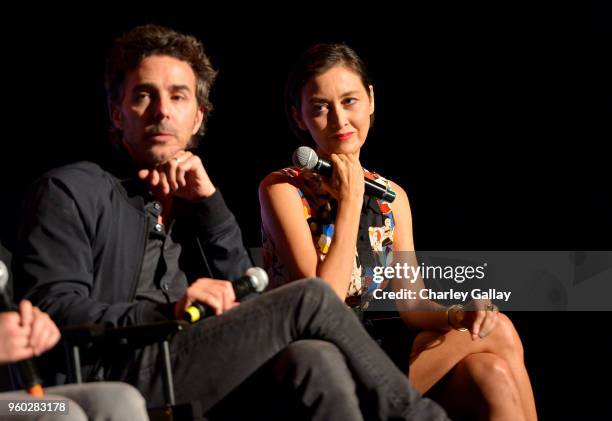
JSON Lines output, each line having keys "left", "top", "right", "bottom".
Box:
{"left": 1, "top": 3, "right": 611, "bottom": 419}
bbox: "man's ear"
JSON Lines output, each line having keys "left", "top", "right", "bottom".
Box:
{"left": 192, "top": 106, "right": 205, "bottom": 135}
{"left": 368, "top": 85, "right": 375, "bottom": 115}
{"left": 111, "top": 104, "right": 123, "bottom": 130}
{"left": 292, "top": 106, "right": 307, "bottom": 131}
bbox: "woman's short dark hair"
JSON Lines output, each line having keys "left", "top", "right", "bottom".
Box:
{"left": 105, "top": 24, "right": 217, "bottom": 142}
{"left": 284, "top": 43, "right": 374, "bottom": 143}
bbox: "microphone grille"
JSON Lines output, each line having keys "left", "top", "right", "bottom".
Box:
{"left": 292, "top": 146, "right": 319, "bottom": 170}
{"left": 0, "top": 261, "right": 8, "bottom": 291}
{"left": 245, "top": 267, "right": 269, "bottom": 292}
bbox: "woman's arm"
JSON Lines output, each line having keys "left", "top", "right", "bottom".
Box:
{"left": 259, "top": 155, "right": 364, "bottom": 300}
{"left": 388, "top": 181, "right": 451, "bottom": 330}
{"left": 390, "top": 182, "right": 498, "bottom": 337}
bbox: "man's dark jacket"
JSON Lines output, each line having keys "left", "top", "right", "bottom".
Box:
{"left": 14, "top": 160, "right": 251, "bottom": 328}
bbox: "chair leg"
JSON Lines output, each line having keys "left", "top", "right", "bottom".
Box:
{"left": 71, "top": 345, "right": 82, "bottom": 384}
{"left": 160, "top": 339, "right": 175, "bottom": 406}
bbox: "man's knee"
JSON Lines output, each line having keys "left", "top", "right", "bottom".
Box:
{"left": 286, "top": 277, "right": 332, "bottom": 295}
{"left": 275, "top": 340, "right": 355, "bottom": 391}
{"left": 62, "top": 382, "right": 147, "bottom": 419}
{"left": 292, "top": 278, "right": 346, "bottom": 308}
{"left": 104, "top": 382, "right": 147, "bottom": 414}
{"left": 284, "top": 339, "right": 345, "bottom": 368}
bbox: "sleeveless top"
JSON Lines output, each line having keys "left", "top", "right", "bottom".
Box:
{"left": 261, "top": 167, "right": 396, "bottom": 310}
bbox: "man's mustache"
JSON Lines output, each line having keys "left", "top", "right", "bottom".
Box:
{"left": 145, "top": 125, "right": 177, "bottom": 136}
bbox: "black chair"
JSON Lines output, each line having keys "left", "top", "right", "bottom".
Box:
{"left": 60, "top": 321, "right": 195, "bottom": 421}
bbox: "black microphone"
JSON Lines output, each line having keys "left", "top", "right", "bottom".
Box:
{"left": 292, "top": 146, "right": 396, "bottom": 202}
{"left": 0, "top": 260, "right": 44, "bottom": 396}
{"left": 183, "top": 267, "right": 269, "bottom": 323}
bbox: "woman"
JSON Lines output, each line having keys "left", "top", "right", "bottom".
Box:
{"left": 259, "top": 43, "right": 537, "bottom": 421}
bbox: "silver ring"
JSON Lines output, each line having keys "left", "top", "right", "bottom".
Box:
{"left": 486, "top": 303, "right": 498, "bottom": 312}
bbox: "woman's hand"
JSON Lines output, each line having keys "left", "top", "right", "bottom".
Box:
{"left": 451, "top": 300, "right": 500, "bottom": 340}
{"left": 321, "top": 154, "right": 364, "bottom": 206}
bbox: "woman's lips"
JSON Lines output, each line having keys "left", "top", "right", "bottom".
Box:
{"left": 334, "top": 132, "right": 354, "bottom": 141}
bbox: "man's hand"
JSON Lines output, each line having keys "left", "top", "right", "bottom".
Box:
{"left": 174, "top": 278, "right": 238, "bottom": 320}
{"left": 138, "top": 151, "right": 216, "bottom": 201}
{"left": 0, "top": 300, "right": 61, "bottom": 363}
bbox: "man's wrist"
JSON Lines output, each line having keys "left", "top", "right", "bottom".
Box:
{"left": 194, "top": 183, "right": 216, "bottom": 200}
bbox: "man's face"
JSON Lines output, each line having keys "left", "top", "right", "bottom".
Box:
{"left": 112, "top": 55, "right": 204, "bottom": 167}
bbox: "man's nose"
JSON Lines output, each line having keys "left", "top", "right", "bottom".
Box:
{"left": 152, "top": 95, "right": 171, "bottom": 121}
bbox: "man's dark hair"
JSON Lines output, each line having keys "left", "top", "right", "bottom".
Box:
{"left": 105, "top": 24, "right": 217, "bottom": 144}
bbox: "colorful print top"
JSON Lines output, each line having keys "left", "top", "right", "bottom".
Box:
{"left": 262, "top": 167, "right": 396, "bottom": 309}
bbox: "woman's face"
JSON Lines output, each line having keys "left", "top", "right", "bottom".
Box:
{"left": 294, "top": 65, "right": 374, "bottom": 158}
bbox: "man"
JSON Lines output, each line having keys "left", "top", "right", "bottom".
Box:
{"left": 14, "top": 24, "right": 448, "bottom": 420}
{"left": 0, "top": 298, "right": 148, "bottom": 420}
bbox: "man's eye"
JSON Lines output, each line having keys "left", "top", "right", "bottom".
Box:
{"left": 344, "top": 97, "right": 357, "bottom": 106}
{"left": 312, "top": 103, "right": 327, "bottom": 113}
{"left": 133, "top": 92, "right": 150, "bottom": 102}
{"left": 172, "top": 95, "right": 186, "bottom": 101}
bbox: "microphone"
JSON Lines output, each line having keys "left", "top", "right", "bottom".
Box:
{"left": 183, "top": 267, "right": 269, "bottom": 323}
{"left": 0, "top": 260, "right": 44, "bottom": 396}
{"left": 292, "top": 146, "right": 396, "bottom": 202}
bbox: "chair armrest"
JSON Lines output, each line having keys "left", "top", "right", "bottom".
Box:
{"left": 60, "top": 320, "right": 189, "bottom": 348}
{"left": 60, "top": 320, "right": 189, "bottom": 398}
